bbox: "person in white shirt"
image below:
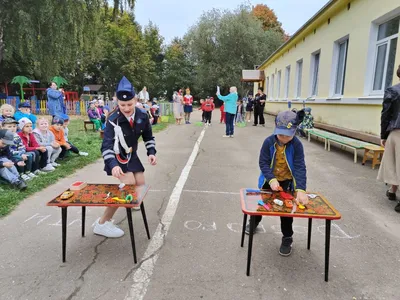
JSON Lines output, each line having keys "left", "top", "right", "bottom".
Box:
{"left": 138, "top": 87, "right": 149, "bottom": 103}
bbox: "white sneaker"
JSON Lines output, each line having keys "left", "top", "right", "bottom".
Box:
{"left": 27, "top": 172, "right": 37, "bottom": 178}
{"left": 230, "top": 135, "right": 234, "bottom": 138}
{"left": 222, "top": 135, "right": 230, "bottom": 138}
{"left": 93, "top": 218, "right": 124, "bottom": 238}
{"left": 79, "top": 151, "right": 88, "bottom": 156}
{"left": 34, "top": 170, "right": 45, "bottom": 175}
{"left": 21, "top": 174, "right": 32, "bottom": 181}
{"left": 52, "top": 162, "right": 60, "bottom": 167}
{"left": 41, "top": 164, "right": 55, "bottom": 172}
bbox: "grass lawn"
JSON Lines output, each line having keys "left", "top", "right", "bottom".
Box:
{"left": 0, "top": 115, "right": 173, "bottom": 217}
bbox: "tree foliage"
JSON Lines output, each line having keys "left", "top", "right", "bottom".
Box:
{"left": 184, "top": 5, "right": 284, "bottom": 97}
{"left": 251, "top": 4, "right": 284, "bottom": 35}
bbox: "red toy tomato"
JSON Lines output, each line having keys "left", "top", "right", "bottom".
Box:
{"left": 280, "top": 191, "right": 294, "bottom": 200}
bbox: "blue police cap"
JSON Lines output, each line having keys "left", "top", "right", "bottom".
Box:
{"left": 116, "top": 76, "right": 135, "bottom": 101}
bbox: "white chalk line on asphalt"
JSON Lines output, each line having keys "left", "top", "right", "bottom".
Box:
{"left": 125, "top": 127, "right": 207, "bottom": 300}
{"left": 150, "top": 189, "right": 239, "bottom": 195}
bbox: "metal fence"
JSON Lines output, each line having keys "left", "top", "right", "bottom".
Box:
{"left": 0, "top": 97, "right": 173, "bottom": 117}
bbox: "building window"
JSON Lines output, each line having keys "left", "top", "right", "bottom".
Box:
{"left": 284, "top": 66, "right": 291, "bottom": 99}
{"left": 371, "top": 16, "right": 399, "bottom": 93}
{"left": 332, "top": 38, "right": 349, "bottom": 96}
{"left": 277, "top": 70, "right": 281, "bottom": 98}
{"left": 295, "top": 59, "right": 303, "bottom": 98}
{"left": 270, "top": 74, "right": 275, "bottom": 99}
{"left": 310, "top": 51, "right": 320, "bottom": 97}
{"left": 265, "top": 76, "right": 269, "bottom": 97}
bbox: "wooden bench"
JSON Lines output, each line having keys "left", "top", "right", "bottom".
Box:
{"left": 306, "top": 128, "right": 375, "bottom": 163}
{"left": 83, "top": 120, "right": 95, "bottom": 132}
{"left": 362, "top": 145, "right": 385, "bottom": 169}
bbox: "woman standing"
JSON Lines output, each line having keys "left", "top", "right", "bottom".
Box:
{"left": 173, "top": 89, "right": 183, "bottom": 125}
{"left": 217, "top": 86, "right": 239, "bottom": 138}
{"left": 378, "top": 65, "right": 400, "bottom": 212}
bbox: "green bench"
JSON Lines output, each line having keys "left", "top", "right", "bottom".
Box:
{"left": 306, "top": 128, "right": 374, "bottom": 163}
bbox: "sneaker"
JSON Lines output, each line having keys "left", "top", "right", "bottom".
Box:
{"left": 262, "top": 124, "right": 265, "bottom": 127}
{"left": 252, "top": 124, "right": 257, "bottom": 126}
{"left": 52, "top": 162, "right": 60, "bottom": 167}
{"left": 222, "top": 135, "right": 230, "bottom": 138}
{"left": 41, "top": 164, "right": 55, "bottom": 172}
{"left": 93, "top": 218, "right": 124, "bottom": 238}
{"left": 34, "top": 169, "right": 45, "bottom": 175}
{"left": 14, "top": 180, "right": 27, "bottom": 191}
{"left": 79, "top": 151, "right": 88, "bottom": 156}
{"left": 229, "top": 135, "right": 234, "bottom": 138}
{"left": 279, "top": 237, "right": 293, "bottom": 256}
{"left": 27, "top": 172, "right": 37, "bottom": 178}
{"left": 395, "top": 203, "right": 400, "bottom": 213}
{"left": 245, "top": 223, "right": 259, "bottom": 235}
{"left": 386, "top": 190, "right": 396, "bottom": 201}
{"left": 21, "top": 174, "right": 32, "bottom": 181}
{"left": 133, "top": 206, "right": 141, "bottom": 211}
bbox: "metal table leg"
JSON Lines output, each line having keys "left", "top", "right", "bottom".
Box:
{"left": 240, "top": 213, "right": 248, "bottom": 247}
{"left": 325, "top": 219, "right": 331, "bottom": 282}
{"left": 81, "top": 206, "right": 86, "bottom": 237}
{"left": 140, "top": 202, "right": 151, "bottom": 240}
{"left": 246, "top": 216, "right": 255, "bottom": 276}
{"left": 61, "top": 207, "right": 68, "bottom": 263}
{"left": 307, "top": 218, "right": 312, "bottom": 250}
{"left": 126, "top": 208, "right": 137, "bottom": 263}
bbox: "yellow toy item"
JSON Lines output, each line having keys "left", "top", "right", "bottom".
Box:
{"left": 60, "top": 191, "right": 74, "bottom": 200}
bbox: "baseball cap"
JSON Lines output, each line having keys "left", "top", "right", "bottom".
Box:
{"left": 59, "top": 113, "right": 70, "bottom": 121}
{"left": 18, "top": 101, "right": 31, "bottom": 108}
{"left": 2, "top": 118, "right": 19, "bottom": 125}
{"left": 274, "top": 111, "right": 298, "bottom": 137}
{"left": 52, "top": 116, "right": 64, "bottom": 125}
{"left": 18, "top": 117, "right": 32, "bottom": 131}
{"left": 0, "top": 129, "right": 15, "bottom": 145}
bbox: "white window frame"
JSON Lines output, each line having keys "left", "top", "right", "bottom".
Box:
{"left": 277, "top": 70, "right": 282, "bottom": 98}
{"left": 284, "top": 66, "right": 291, "bottom": 99}
{"left": 295, "top": 59, "right": 303, "bottom": 98}
{"left": 309, "top": 50, "right": 321, "bottom": 97}
{"left": 365, "top": 9, "right": 400, "bottom": 96}
{"left": 265, "top": 76, "right": 270, "bottom": 98}
{"left": 330, "top": 36, "right": 349, "bottom": 97}
{"left": 270, "top": 74, "right": 275, "bottom": 99}
{"left": 370, "top": 34, "right": 398, "bottom": 95}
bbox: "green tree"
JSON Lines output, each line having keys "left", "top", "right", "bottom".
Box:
{"left": 184, "top": 5, "right": 284, "bottom": 97}
{"left": 163, "top": 38, "right": 195, "bottom": 99}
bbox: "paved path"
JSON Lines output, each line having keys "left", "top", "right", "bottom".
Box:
{"left": 0, "top": 111, "right": 399, "bottom": 300}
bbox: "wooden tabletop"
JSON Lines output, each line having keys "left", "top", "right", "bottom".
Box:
{"left": 240, "top": 189, "right": 341, "bottom": 220}
{"left": 47, "top": 184, "right": 150, "bottom": 208}
{"left": 364, "top": 145, "right": 384, "bottom": 151}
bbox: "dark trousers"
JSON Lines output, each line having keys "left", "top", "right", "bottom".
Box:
{"left": 253, "top": 106, "right": 265, "bottom": 125}
{"left": 254, "top": 179, "right": 294, "bottom": 237}
{"left": 59, "top": 142, "right": 79, "bottom": 159}
{"left": 27, "top": 150, "right": 48, "bottom": 171}
{"left": 15, "top": 154, "right": 33, "bottom": 173}
{"left": 225, "top": 113, "right": 235, "bottom": 136}
{"left": 202, "top": 111, "right": 205, "bottom": 122}
{"left": 153, "top": 116, "right": 159, "bottom": 125}
{"left": 204, "top": 111, "right": 212, "bottom": 123}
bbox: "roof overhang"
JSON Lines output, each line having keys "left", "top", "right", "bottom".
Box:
{"left": 241, "top": 70, "right": 265, "bottom": 82}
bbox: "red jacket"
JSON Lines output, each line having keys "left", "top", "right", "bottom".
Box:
{"left": 18, "top": 132, "right": 40, "bottom": 152}
{"left": 203, "top": 101, "right": 215, "bottom": 112}
{"left": 220, "top": 104, "right": 225, "bottom": 112}
{"left": 183, "top": 95, "right": 193, "bottom": 105}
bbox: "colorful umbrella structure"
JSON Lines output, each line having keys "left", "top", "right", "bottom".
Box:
{"left": 11, "top": 76, "right": 31, "bottom": 100}
{"left": 50, "top": 76, "right": 68, "bottom": 87}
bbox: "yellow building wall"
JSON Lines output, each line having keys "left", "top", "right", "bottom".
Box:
{"left": 259, "top": 0, "right": 400, "bottom": 136}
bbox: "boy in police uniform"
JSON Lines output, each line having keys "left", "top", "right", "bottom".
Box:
{"left": 93, "top": 77, "right": 157, "bottom": 238}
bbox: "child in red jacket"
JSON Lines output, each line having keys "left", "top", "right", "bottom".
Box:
{"left": 203, "top": 97, "right": 215, "bottom": 126}
{"left": 17, "top": 117, "right": 54, "bottom": 174}
{"left": 199, "top": 99, "right": 206, "bottom": 122}
{"left": 220, "top": 103, "right": 226, "bottom": 124}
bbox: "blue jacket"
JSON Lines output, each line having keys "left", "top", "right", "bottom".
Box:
{"left": 217, "top": 92, "right": 238, "bottom": 114}
{"left": 46, "top": 88, "right": 64, "bottom": 116}
{"left": 14, "top": 111, "right": 37, "bottom": 129}
{"left": 258, "top": 134, "right": 307, "bottom": 191}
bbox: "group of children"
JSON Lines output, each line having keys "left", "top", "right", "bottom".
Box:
{"left": 0, "top": 103, "right": 88, "bottom": 190}
{"left": 87, "top": 98, "right": 110, "bottom": 131}
{"left": 199, "top": 97, "right": 246, "bottom": 126}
